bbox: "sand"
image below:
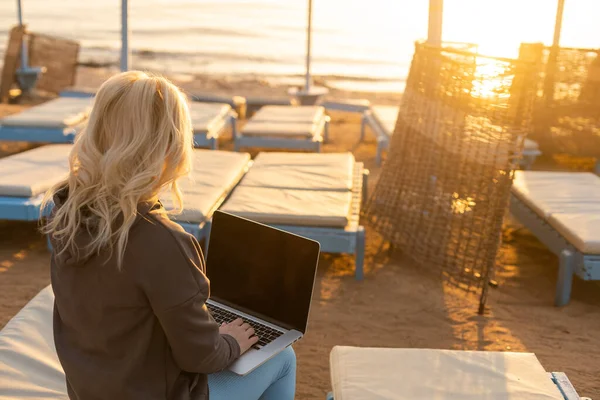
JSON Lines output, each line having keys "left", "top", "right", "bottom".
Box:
{"left": 0, "top": 70, "right": 599, "bottom": 399}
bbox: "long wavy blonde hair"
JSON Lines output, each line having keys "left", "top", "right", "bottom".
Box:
{"left": 43, "top": 71, "right": 193, "bottom": 267}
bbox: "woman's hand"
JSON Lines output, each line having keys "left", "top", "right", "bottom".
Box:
{"left": 219, "top": 318, "right": 259, "bottom": 355}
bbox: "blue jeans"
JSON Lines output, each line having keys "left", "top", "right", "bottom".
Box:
{"left": 208, "top": 347, "right": 296, "bottom": 400}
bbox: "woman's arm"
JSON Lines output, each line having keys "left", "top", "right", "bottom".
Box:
{"left": 132, "top": 226, "right": 241, "bottom": 373}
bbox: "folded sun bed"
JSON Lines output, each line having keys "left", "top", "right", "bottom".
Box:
{"left": 0, "top": 98, "right": 93, "bottom": 143}
{"left": 360, "top": 105, "right": 399, "bottom": 165}
{"left": 160, "top": 149, "right": 251, "bottom": 245}
{"left": 234, "top": 106, "right": 330, "bottom": 152}
{"left": 220, "top": 152, "right": 367, "bottom": 279}
{"left": 510, "top": 171, "right": 600, "bottom": 306}
{"left": 189, "top": 102, "right": 237, "bottom": 149}
{"left": 326, "top": 346, "right": 581, "bottom": 400}
{"left": 0, "top": 145, "right": 71, "bottom": 221}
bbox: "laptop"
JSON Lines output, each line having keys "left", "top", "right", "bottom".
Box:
{"left": 205, "top": 211, "right": 320, "bottom": 375}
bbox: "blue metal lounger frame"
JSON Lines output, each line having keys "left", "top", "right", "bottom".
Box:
{"left": 0, "top": 122, "right": 85, "bottom": 143}
{"left": 509, "top": 193, "right": 600, "bottom": 306}
{"left": 193, "top": 111, "right": 238, "bottom": 150}
{"left": 0, "top": 194, "right": 45, "bottom": 221}
{"left": 360, "top": 109, "right": 390, "bottom": 166}
{"left": 326, "top": 372, "right": 581, "bottom": 400}
{"left": 234, "top": 115, "right": 330, "bottom": 153}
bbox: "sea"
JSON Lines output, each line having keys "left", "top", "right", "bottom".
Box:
{"left": 1, "top": 0, "right": 599, "bottom": 93}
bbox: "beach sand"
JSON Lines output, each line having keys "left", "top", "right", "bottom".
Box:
{"left": 0, "top": 69, "right": 599, "bottom": 399}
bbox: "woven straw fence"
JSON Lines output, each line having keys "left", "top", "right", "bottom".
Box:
{"left": 520, "top": 43, "right": 600, "bottom": 158}
{"left": 364, "top": 42, "right": 538, "bottom": 312}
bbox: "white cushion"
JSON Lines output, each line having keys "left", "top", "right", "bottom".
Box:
{"left": 161, "top": 150, "right": 250, "bottom": 223}
{"left": 0, "top": 145, "right": 72, "bottom": 197}
{"left": 548, "top": 211, "right": 600, "bottom": 253}
{"left": 221, "top": 186, "right": 351, "bottom": 227}
{"left": 242, "top": 106, "right": 325, "bottom": 138}
{"left": 189, "top": 102, "right": 231, "bottom": 134}
{"left": 320, "top": 99, "right": 371, "bottom": 113}
{"left": 512, "top": 171, "right": 600, "bottom": 253}
{"left": 1, "top": 98, "right": 93, "bottom": 129}
{"left": 330, "top": 347, "right": 563, "bottom": 400}
{"left": 524, "top": 138, "right": 539, "bottom": 150}
{"left": 240, "top": 152, "right": 355, "bottom": 191}
{"left": 371, "top": 106, "right": 399, "bottom": 136}
{"left": 0, "top": 286, "right": 68, "bottom": 399}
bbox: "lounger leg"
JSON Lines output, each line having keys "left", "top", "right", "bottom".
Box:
{"left": 555, "top": 249, "right": 574, "bottom": 307}
{"left": 360, "top": 114, "right": 367, "bottom": 142}
{"left": 355, "top": 227, "right": 366, "bottom": 280}
{"left": 229, "top": 114, "right": 238, "bottom": 138}
{"left": 323, "top": 117, "right": 330, "bottom": 143}
{"left": 203, "top": 220, "right": 213, "bottom": 256}
{"left": 376, "top": 140, "right": 384, "bottom": 166}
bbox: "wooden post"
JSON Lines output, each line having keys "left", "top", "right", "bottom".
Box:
{"left": 0, "top": 25, "right": 26, "bottom": 103}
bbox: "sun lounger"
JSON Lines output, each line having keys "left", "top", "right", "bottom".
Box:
{"left": 0, "top": 98, "right": 93, "bottom": 143}
{"left": 221, "top": 152, "right": 367, "bottom": 278}
{"left": 326, "top": 347, "right": 581, "bottom": 400}
{"left": 510, "top": 171, "right": 600, "bottom": 306}
{"left": 59, "top": 86, "right": 96, "bottom": 98}
{"left": 360, "top": 105, "right": 399, "bottom": 165}
{"left": 245, "top": 96, "right": 298, "bottom": 117}
{"left": 0, "top": 286, "right": 66, "bottom": 399}
{"left": 0, "top": 145, "right": 71, "bottom": 221}
{"left": 160, "top": 149, "right": 251, "bottom": 245}
{"left": 192, "top": 93, "right": 247, "bottom": 119}
{"left": 319, "top": 98, "right": 371, "bottom": 113}
{"left": 234, "top": 106, "right": 330, "bottom": 152}
{"left": 189, "top": 102, "right": 237, "bottom": 149}
{"left": 521, "top": 138, "right": 542, "bottom": 169}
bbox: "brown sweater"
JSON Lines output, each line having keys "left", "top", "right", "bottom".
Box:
{"left": 50, "top": 195, "right": 240, "bottom": 400}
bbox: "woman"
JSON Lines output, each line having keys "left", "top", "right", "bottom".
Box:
{"left": 43, "top": 71, "right": 296, "bottom": 400}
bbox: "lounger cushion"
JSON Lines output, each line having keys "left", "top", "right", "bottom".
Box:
{"left": 320, "top": 99, "right": 371, "bottom": 113}
{"left": 242, "top": 106, "right": 325, "bottom": 138}
{"left": 0, "top": 145, "right": 71, "bottom": 197}
{"left": 548, "top": 211, "right": 600, "bottom": 254}
{"left": 240, "top": 152, "right": 355, "bottom": 191}
{"left": 189, "top": 102, "right": 231, "bottom": 134}
{"left": 1, "top": 98, "right": 93, "bottom": 129}
{"left": 512, "top": 171, "right": 600, "bottom": 253}
{"left": 512, "top": 171, "right": 600, "bottom": 218}
{"left": 161, "top": 150, "right": 250, "bottom": 223}
{"left": 371, "top": 106, "right": 399, "bottom": 136}
{"left": 524, "top": 138, "right": 539, "bottom": 151}
{"left": 0, "top": 286, "right": 68, "bottom": 399}
{"left": 220, "top": 186, "right": 351, "bottom": 227}
{"left": 330, "top": 346, "right": 563, "bottom": 400}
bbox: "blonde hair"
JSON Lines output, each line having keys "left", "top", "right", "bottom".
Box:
{"left": 43, "top": 71, "right": 193, "bottom": 267}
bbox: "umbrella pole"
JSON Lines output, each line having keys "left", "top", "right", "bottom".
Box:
{"left": 427, "top": 0, "right": 443, "bottom": 46}
{"left": 16, "top": 0, "right": 28, "bottom": 68}
{"left": 544, "top": 0, "right": 565, "bottom": 108}
{"left": 120, "top": 0, "right": 130, "bottom": 71}
{"left": 305, "top": 0, "right": 312, "bottom": 91}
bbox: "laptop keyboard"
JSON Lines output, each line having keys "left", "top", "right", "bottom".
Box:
{"left": 207, "top": 303, "right": 284, "bottom": 349}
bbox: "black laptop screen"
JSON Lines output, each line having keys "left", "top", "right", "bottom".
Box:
{"left": 205, "top": 211, "right": 320, "bottom": 333}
